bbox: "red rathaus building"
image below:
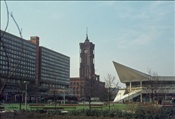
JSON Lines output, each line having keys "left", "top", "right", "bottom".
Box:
{"left": 70, "top": 34, "right": 105, "bottom": 101}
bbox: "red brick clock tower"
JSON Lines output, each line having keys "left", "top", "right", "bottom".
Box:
{"left": 79, "top": 34, "right": 95, "bottom": 79}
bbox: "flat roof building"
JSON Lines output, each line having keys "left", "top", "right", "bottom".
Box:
{"left": 39, "top": 46, "right": 70, "bottom": 94}
{"left": 0, "top": 30, "right": 70, "bottom": 102}
{"left": 0, "top": 30, "right": 37, "bottom": 94}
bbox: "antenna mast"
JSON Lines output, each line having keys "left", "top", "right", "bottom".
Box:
{"left": 86, "top": 27, "right": 88, "bottom": 36}
{"left": 85, "top": 27, "right": 89, "bottom": 42}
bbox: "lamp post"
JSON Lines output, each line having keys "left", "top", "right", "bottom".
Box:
{"left": 63, "top": 87, "right": 65, "bottom": 105}
{"left": 24, "top": 81, "right": 28, "bottom": 110}
{"left": 54, "top": 78, "right": 57, "bottom": 108}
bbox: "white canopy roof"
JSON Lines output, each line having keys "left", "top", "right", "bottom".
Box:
{"left": 113, "top": 61, "right": 148, "bottom": 83}
{"left": 113, "top": 61, "right": 175, "bottom": 83}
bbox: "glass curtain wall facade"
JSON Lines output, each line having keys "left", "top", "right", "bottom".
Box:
{"left": 39, "top": 47, "right": 70, "bottom": 91}
{"left": 0, "top": 30, "right": 37, "bottom": 93}
{"left": 1, "top": 30, "right": 70, "bottom": 102}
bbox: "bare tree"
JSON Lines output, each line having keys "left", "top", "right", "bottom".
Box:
{"left": 16, "top": 81, "right": 25, "bottom": 110}
{"left": 49, "top": 88, "right": 67, "bottom": 109}
{"left": 0, "top": 0, "right": 24, "bottom": 96}
{"left": 104, "top": 74, "right": 118, "bottom": 110}
{"left": 84, "top": 77, "right": 96, "bottom": 109}
{"left": 0, "top": 0, "right": 10, "bottom": 95}
{"left": 0, "top": 4, "right": 29, "bottom": 117}
{"left": 143, "top": 69, "right": 166, "bottom": 104}
{"left": 77, "top": 75, "right": 99, "bottom": 110}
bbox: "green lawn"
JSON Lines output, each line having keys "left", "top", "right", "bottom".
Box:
{"left": 2, "top": 103, "right": 26, "bottom": 110}
{"left": 2, "top": 103, "right": 133, "bottom": 111}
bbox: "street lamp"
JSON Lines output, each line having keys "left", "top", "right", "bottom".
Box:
{"left": 24, "top": 81, "right": 29, "bottom": 110}
{"left": 63, "top": 87, "right": 66, "bottom": 105}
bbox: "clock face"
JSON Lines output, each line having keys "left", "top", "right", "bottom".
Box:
{"left": 84, "top": 49, "right": 88, "bottom": 53}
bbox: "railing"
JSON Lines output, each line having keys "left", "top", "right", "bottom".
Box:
{"left": 113, "top": 89, "right": 126, "bottom": 102}
{"left": 114, "top": 89, "right": 142, "bottom": 102}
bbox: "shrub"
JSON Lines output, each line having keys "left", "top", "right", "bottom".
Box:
{"left": 68, "top": 109, "right": 85, "bottom": 116}
{"left": 134, "top": 104, "right": 175, "bottom": 119}
{"left": 13, "top": 106, "right": 175, "bottom": 119}
{"left": 158, "top": 107, "right": 175, "bottom": 119}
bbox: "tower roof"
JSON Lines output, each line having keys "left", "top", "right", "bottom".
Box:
{"left": 85, "top": 34, "right": 89, "bottom": 42}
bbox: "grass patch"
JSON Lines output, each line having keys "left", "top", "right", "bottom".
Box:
{"left": 2, "top": 103, "right": 132, "bottom": 111}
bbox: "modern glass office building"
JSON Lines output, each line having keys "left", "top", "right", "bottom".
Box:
{"left": 0, "top": 30, "right": 37, "bottom": 94}
{"left": 0, "top": 30, "right": 70, "bottom": 102}
{"left": 39, "top": 46, "right": 70, "bottom": 91}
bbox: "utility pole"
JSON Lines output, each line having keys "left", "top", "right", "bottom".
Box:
{"left": 24, "top": 81, "right": 28, "bottom": 110}
{"left": 64, "top": 87, "right": 65, "bottom": 105}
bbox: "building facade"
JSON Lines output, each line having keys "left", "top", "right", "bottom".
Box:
{"left": 69, "top": 77, "right": 82, "bottom": 98}
{"left": 0, "top": 30, "right": 37, "bottom": 95}
{"left": 39, "top": 46, "right": 70, "bottom": 95}
{"left": 70, "top": 34, "right": 105, "bottom": 100}
{"left": 113, "top": 61, "right": 175, "bottom": 103}
{"left": 79, "top": 34, "right": 95, "bottom": 79}
{"left": 70, "top": 77, "right": 105, "bottom": 101}
{"left": 0, "top": 30, "right": 70, "bottom": 102}
{"left": 29, "top": 36, "right": 40, "bottom": 86}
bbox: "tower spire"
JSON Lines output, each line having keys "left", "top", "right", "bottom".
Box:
{"left": 86, "top": 27, "right": 88, "bottom": 36}
{"left": 85, "top": 27, "right": 89, "bottom": 42}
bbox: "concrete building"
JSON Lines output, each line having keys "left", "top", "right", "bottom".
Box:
{"left": 0, "top": 30, "right": 38, "bottom": 95}
{"left": 113, "top": 61, "right": 175, "bottom": 103}
{"left": 39, "top": 46, "right": 70, "bottom": 95}
{"left": 0, "top": 30, "right": 70, "bottom": 102}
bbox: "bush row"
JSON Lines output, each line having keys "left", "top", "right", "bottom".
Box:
{"left": 15, "top": 106, "right": 175, "bottom": 119}
{"left": 68, "top": 106, "right": 175, "bottom": 119}
{"left": 134, "top": 106, "right": 175, "bottom": 119}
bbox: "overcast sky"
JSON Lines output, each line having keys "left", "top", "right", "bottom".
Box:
{"left": 1, "top": 1, "right": 174, "bottom": 87}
